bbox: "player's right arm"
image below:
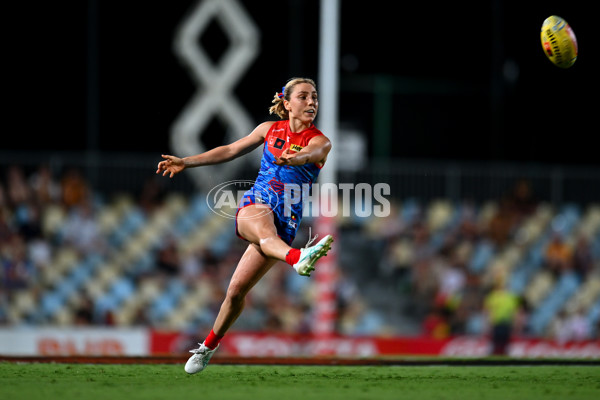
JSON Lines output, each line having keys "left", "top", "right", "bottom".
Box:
{"left": 157, "top": 121, "right": 275, "bottom": 178}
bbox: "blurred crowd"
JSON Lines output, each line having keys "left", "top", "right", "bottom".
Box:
{"left": 1, "top": 165, "right": 598, "bottom": 344}
{"left": 365, "top": 179, "right": 598, "bottom": 344}
{"left": 1, "top": 164, "right": 88, "bottom": 290}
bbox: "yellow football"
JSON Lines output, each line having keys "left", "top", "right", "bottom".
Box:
{"left": 540, "top": 15, "right": 578, "bottom": 68}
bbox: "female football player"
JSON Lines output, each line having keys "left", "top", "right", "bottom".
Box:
{"left": 156, "top": 77, "right": 333, "bottom": 374}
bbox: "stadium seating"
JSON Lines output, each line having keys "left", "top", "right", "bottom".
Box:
{"left": 3, "top": 190, "right": 599, "bottom": 340}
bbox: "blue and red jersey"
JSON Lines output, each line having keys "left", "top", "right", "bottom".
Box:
{"left": 236, "top": 120, "right": 325, "bottom": 245}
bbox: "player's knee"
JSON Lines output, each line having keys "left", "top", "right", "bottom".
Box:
{"left": 258, "top": 234, "right": 281, "bottom": 249}
{"left": 226, "top": 283, "right": 247, "bottom": 305}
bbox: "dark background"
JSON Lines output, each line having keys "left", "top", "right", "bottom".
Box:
{"left": 8, "top": 0, "right": 597, "bottom": 166}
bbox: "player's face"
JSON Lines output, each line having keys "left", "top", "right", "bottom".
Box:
{"left": 285, "top": 83, "right": 318, "bottom": 123}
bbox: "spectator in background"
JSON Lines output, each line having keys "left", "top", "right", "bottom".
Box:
{"left": 1, "top": 233, "right": 34, "bottom": 291}
{"left": 563, "top": 307, "right": 592, "bottom": 341}
{"left": 486, "top": 198, "right": 516, "bottom": 248}
{"left": 485, "top": 179, "right": 537, "bottom": 249}
{"left": 28, "top": 164, "right": 60, "bottom": 206}
{"left": 422, "top": 304, "right": 451, "bottom": 339}
{"left": 180, "top": 247, "right": 205, "bottom": 282}
{"left": 543, "top": 231, "right": 572, "bottom": 277}
{"left": 6, "top": 166, "right": 31, "bottom": 207}
{"left": 550, "top": 308, "right": 591, "bottom": 344}
{"left": 0, "top": 287, "right": 8, "bottom": 324}
{"left": 138, "top": 176, "right": 166, "bottom": 214}
{"left": 338, "top": 297, "right": 385, "bottom": 336}
{"left": 17, "top": 202, "right": 52, "bottom": 275}
{"left": 73, "top": 292, "right": 95, "bottom": 325}
{"left": 507, "top": 178, "right": 537, "bottom": 222}
{"left": 408, "top": 221, "right": 434, "bottom": 302}
{"left": 60, "top": 167, "right": 89, "bottom": 209}
{"left": 0, "top": 184, "right": 12, "bottom": 252}
{"left": 435, "top": 249, "right": 466, "bottom": 311}
{"left": 61, "top": 196, "right": 106, "bottom": 256}
{"left": 0, "top": 182, "right": 6, "bottom": 208}
{"left": 156, "top": 236, "right": 181, "bottom": 277}
{"left": 571, "top": 234, "right": 593, "bottom": 280}
{"left": 483, "top": 274, "right": 520, "bottom": 355}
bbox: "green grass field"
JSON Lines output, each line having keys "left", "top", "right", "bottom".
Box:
{"left": 1, "top": 362, "right": 599, "bottom": 400}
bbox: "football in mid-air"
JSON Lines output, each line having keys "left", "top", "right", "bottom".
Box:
{"left": 540, "top": 15, "right": 578, "bottom": 68}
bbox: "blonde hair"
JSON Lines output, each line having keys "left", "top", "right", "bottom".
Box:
{"left": 268, "top": 77, "right": 317, "bottom": 119}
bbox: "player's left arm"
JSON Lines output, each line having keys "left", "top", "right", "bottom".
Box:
{"left": 274, "top": 135, "right": 331, "bottom": 166}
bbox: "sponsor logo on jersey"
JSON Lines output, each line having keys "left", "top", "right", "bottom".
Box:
{"left": 290, "top": 144, "right": 303, "bottom": 152}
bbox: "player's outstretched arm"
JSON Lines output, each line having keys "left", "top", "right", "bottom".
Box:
{"left": 156, "top": 122, "right": 274, "bottom": 178}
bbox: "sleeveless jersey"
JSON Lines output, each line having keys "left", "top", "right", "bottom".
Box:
{"left": 236, "top": 120, "right": 325, "bottom": 244}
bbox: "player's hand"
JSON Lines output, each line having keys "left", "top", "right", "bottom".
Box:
{"left": 156, "top": 154, "right": 185, "bottom": 178}
{"left": 274, "top": 149, "right": 299, "bottom": 166}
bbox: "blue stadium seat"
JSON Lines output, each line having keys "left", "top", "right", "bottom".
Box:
{"left": 152, "top": 278, "right": 188, "bottom": 322}
{"left": 68, "top": 260, "right": 94, "bottom": 287}
{"left": 210, "top": 228, "right": 235, "bottom": 258}
{"left": 94, "top": 293, "right": 120, "bottom": 321}
{"left": 401, "top": 198, "right": 421, "bottom": 227}
{"left": 92, "top": 277, "right": 136, "bottom": 322}
{"left": 553, "top": 203, "right": 581, "bottom": 236}
{"left": 587, "top": 298, "right": 600, "bottom": 337}
{"left": 527, "top": 272, "right": 581, "bottom": 335}
{"left": 509, "top": 234, "right": 549, "bottom": 295}
{"left": 468, "top": 240, "right": 495, "bottom": 274}
{"left": 189, "top": 194, "right": 210, "bottom": 221}
{"left": 108, "top": 208, "right": 147, "bottom": 248}
{"left": 109, "top": 278, "right": 135, "bottom": 303}
{"left": 130, "top": 251, "right": 155, "bottom": 276}
{"left": 40, "top": 292, "right": 64, "bottom": 319}
{"left": 55, "top": 278, "right": 78, "bottom": 300}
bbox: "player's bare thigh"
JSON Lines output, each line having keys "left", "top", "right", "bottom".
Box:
{"left": 237, "top": 205, "right": 292, "bottom": 260}
{"left": 236, "top": 204, "right": 278, "bottom": 244}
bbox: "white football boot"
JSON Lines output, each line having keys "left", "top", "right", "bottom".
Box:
{"left": 292, "top": 234, "right": 334, "bottom": 277}
{"left": 184, "top": 342, "right": 218, "bottom": 374}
